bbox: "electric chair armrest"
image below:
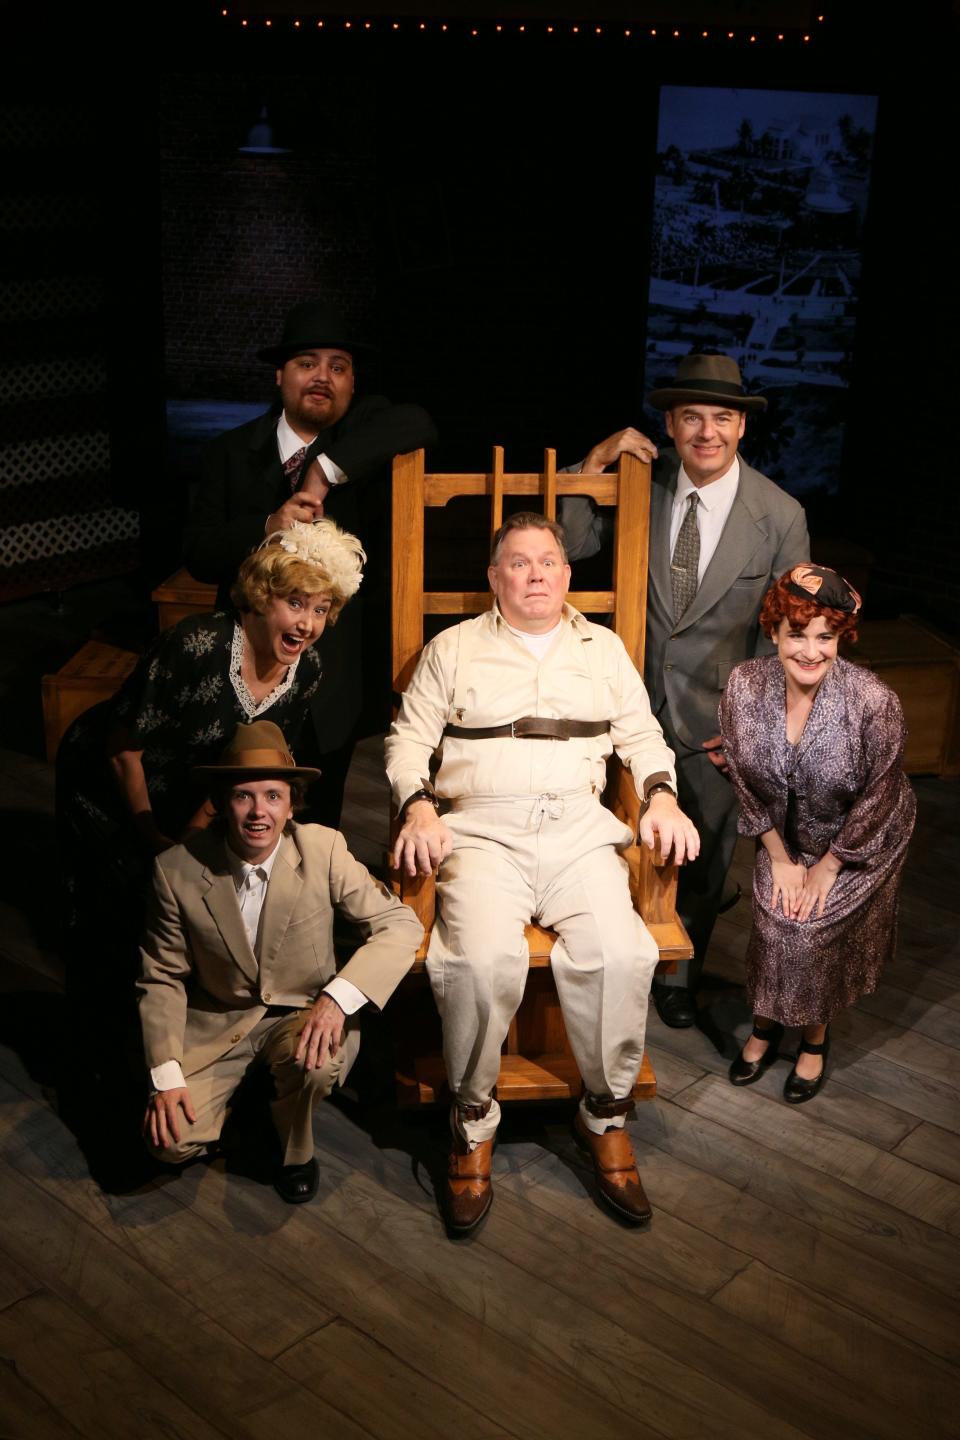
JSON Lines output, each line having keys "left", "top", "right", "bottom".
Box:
{"left": 393, "top": 864, "right": 436, "bottom": 962}
{"left": 606, "top": 760, "right": 691, "bottom": 970}
{"left": 390, "top": 766, "right": 691, "bottom": 972}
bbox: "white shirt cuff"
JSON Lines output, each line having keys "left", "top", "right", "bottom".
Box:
{"left": 317, "top": 453, "right": 347, "bottom": 487}
{"left": 151, "top": 1059, "right": 186, "bottom": 1092}
{"left": 323, "top": 976, "right": 368, "bottom": 1015}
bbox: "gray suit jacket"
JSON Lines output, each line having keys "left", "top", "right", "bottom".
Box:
{"left": 561, "top": 451, "right": 809, "bottom": 751}
{"left": 138, "top": 822, "right": 423, "bottom": 1079}
{"left": 646, "top": 453, "right": 809, "bottom": 749}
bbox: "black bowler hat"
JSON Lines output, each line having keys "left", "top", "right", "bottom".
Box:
{"left": 257, "top": 301, "right": 377, "bottom": 366}
{"left": 648, "top": 352, "right": 767, "bottom": 413}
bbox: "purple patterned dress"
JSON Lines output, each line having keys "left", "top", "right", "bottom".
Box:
{"left": 719, "top": 655, "right": 916, "bottom": 1026}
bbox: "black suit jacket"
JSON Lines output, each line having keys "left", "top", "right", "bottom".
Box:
{"left": 183, "top": 395, "right": 437, "bottom": 749}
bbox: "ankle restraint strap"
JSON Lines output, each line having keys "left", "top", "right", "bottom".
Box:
{"left": 456, "top": 1098, "right": 493, "bottom": 1122}
{"left": 584, "top": 1093, "right": 635, "bottom": 1119}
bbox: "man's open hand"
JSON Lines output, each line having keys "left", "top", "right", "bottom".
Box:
{"left": 391, "top": 800, "right": 454, "bottom": 877}
{"left": 638, "top": 793, "right": 700, "bottom": 865}
{"left": 582, "top": 427, "right": 659, "bottom": 472}
{"left": 296, "top": 993, "right": 345, "bottom": 1071}
{"left": 144, "top": 1087, "right": 196, "bottom": 1151}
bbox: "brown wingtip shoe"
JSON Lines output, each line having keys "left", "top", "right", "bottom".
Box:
{"left": 444, "top": 1136, "right": 494, "bottom": 1234}
{"left": 573, "top": 1112, "right": 652, "bottom": 1224}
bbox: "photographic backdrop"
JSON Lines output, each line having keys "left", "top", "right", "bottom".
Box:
{"left": 646, "top": 86, "right": 878, "bottom": 498}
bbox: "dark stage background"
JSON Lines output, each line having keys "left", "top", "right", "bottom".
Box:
{"left": 1, "top": 2, "right": 956, "bottom": 628}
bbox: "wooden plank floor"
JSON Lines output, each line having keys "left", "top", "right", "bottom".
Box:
{"left": 1, "top": 737, "right": 958, "bottom": 1439}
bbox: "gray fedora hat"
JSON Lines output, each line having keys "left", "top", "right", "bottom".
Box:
{"left": 257, "top": 300, "right": 377, "bottom": 366}
{"left": 648, "top": 352, "right": 767, "bottom": 413}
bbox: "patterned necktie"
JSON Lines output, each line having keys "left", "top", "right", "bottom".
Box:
{"left": 283, "top": 445, "right": 308, "bottom": 493}
{"left": 670, "top": 492, "right": 701, "bottom": 619}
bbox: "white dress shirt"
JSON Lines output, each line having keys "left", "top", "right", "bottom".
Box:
{"left": 277, "top": 412, "right": 346, "bottom": 487}
{"left": 668, "top": 457, "right": 740, "bottom": 583}
{"left": 150, "top": 834, "right": 366, "bottom": 1092}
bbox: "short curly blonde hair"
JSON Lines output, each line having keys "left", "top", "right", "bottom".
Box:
{"left": 231, "top": 519, "right": 365, "bottom": 625}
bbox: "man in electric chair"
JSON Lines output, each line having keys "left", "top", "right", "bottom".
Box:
{"left": 139, "top": 721, "right": 423, "bottom": 1204}
{"left": 386, "top": 512, "right": 699, "bottom": 1232}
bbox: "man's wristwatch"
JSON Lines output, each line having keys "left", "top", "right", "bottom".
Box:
{"left": 645, "top": 782, "right": 676, "bottom": 803}
{"left": 401, "top": 788, "right": 440, "bottom": 816}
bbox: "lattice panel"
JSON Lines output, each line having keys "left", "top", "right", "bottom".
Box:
{"left": 0, "top": 507, "right": 140, "bottom": 570}
{"left": 0, "top": 358, "right": 107, "bottom": 403}
{"left": 0, "top": 276, "right": 103, "bottom": 321}
{"left": 0, "top": 193, "right": 99, "bottom": 232}
{"left": 0, "top": 431, "right": 110, "bottom": 490}
{"left": 0, "top": 104, "right": 97, "bottom": 151}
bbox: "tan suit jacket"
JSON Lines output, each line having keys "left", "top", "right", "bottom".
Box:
{"left": 138, "top": 822, "right": 423, "bottom": 1079}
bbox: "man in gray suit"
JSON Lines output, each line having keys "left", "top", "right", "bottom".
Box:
{"left": 561, "top": 352, "right": 809, "bottom": 1028}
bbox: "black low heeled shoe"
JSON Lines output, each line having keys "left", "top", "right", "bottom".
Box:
{"left": 783, "top": 1029, "right": 830, "bottom": 1105}
{"left": 728, "top": 1021, "right": 784, "bottom": 1086}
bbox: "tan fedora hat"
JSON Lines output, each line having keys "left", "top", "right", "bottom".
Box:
{"left": 193, "top": 721, "right": 320, "bottom": 782}
{"left": 648, "top": 352, "right": 767, "bottom": 413}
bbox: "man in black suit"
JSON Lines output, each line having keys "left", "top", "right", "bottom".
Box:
{"left": 184, "top": 300, "right": 437, "bottom": 823}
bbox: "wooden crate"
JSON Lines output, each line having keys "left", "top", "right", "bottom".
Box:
{"left": 852, "top": 617, "right": 960, "bottom": 776}
{"left": 151, "top": 568, "right": 217, "bottom": 630}
{"left": 41, "top": 641, "right": 138, "bottom": 762}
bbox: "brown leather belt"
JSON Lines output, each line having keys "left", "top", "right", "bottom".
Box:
{"left": 443, "top": 716, "right": 610, "bottom": 741}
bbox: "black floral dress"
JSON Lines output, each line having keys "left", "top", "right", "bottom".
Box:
{"left": 56, "top": 611, "right": 321, "bottom": 979}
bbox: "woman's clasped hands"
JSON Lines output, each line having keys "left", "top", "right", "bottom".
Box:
{"left": 770, "top": 854, "right": 840, "bottom": 921}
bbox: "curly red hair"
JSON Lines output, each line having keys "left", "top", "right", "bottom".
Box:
{"left": 759, "top": 571, "right": 859, "bottom": 645}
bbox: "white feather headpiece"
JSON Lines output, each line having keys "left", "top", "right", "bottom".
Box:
{"left": 261, "top": 519, "right": 366, "bottom": 600}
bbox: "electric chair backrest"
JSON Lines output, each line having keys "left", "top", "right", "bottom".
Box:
{"left": 388, "top": 446, "right": 692, "bottom": 1106}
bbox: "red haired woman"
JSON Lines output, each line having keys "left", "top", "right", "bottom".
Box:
{"left": 719, "top": 565, "right": 916, "bottom": 1103}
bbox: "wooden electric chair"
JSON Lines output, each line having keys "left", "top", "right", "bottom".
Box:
{"left": 387, "top": 445, "right": 693, "bottom": 1107}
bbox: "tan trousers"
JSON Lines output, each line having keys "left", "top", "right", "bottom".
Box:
{"left": 149, "top": 1010, "right": 359, "bottom": 1167}
{"left": 428, "top": 788, "right": 659, "bottom": 1145}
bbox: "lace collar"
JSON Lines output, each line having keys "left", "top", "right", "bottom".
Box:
{"left": 229, "top": 622, "right": 299, "bottom": 719}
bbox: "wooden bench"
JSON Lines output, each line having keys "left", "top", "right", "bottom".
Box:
{"left": 41, "top": 640, "right": 138, "bottom": 761}
{"left": 40, "top": 569, "right": 218, "bottom": 760}
{"left": 150, "top": 568, "right": 217, "bottom": 630}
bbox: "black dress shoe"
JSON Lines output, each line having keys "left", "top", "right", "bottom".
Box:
{"left": 728, "top": 1021, "right": 784, "bottom": 1086}
{"left": 783, "top": 1029, "right": 830, "bottom": 1105}
{"left": 274, "top": 1156, "right": 319, "bottom": 1204}
{"left": 652, "top": 985, "right": 698, "bottom": 1029}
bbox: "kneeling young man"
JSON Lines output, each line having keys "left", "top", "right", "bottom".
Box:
{"left": 386, "top": 513, "right": 699, "bottom": 1231}
{"left": 139, "top": 721, "right": 422, "bottom": 1202}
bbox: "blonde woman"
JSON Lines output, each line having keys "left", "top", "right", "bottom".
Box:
{"left": 57, "top": 520, "right": 364, "bottom": 986}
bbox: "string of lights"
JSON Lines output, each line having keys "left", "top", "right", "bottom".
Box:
{"left": 219, "top": 10, "right": 828, "bottom": 43}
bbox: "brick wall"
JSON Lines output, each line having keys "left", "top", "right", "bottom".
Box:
{"left": 160, "top": 72, "right": 376, "bottom": 402}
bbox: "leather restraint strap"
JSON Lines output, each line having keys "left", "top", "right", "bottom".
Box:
{"left": 584, "top": 1093, "right": 636, "bottom": 1119}
{"left": 443, "top": 716, "right": 610, "bottom": 741}
{"left": 456, "top": 1098, "right": 493, "bottom": 1121}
